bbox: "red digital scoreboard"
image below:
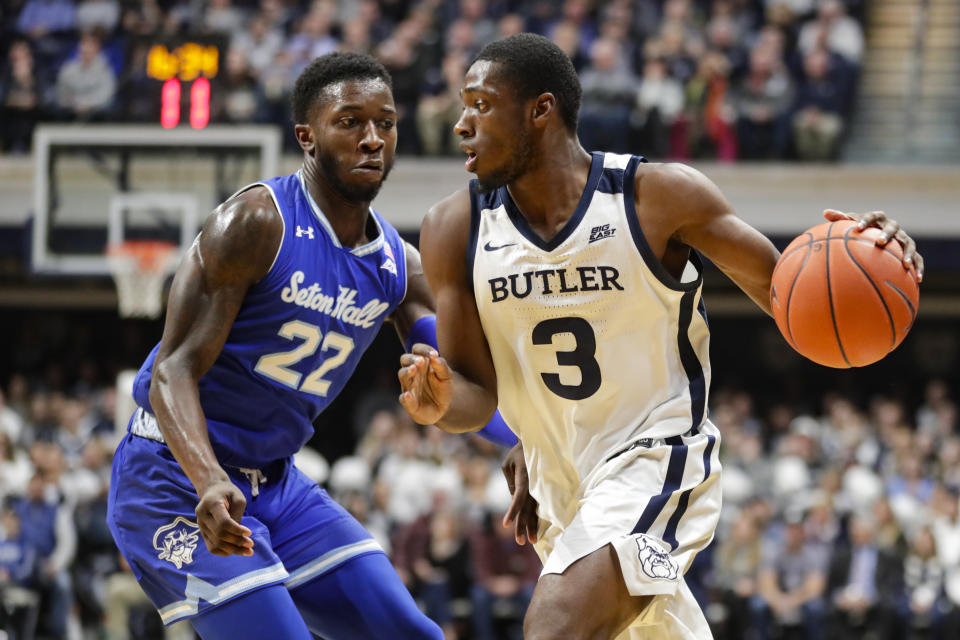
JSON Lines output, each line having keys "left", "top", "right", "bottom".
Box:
{"left": 146, "top": 41, "right": 219, "bottom": 129}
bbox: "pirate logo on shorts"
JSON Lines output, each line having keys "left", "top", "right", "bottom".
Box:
{"left": 153, "top": 516, "right": 201, "bottom": 569}
{"left": 635, "top": 535, "right": 679, "bottom": 581}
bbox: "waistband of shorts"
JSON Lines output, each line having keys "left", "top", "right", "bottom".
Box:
{"left": 604, "top": 424, "right": 703, "bottom": 463}
{"left": 129, "top": 407, "right": 281, "bottom": 479}
{"left": 130, "top": 406, "right": 166, "bottom": 443}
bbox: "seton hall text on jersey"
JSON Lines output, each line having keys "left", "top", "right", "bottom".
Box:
{"left": 488, "top": 265, "right": 624, "bottom": 303}
{"left": 281, "top": 270, "right": 389, "bottom": 328}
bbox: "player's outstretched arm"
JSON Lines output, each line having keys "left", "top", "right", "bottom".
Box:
{"left": 398, "top": 189, "right": 499, "bottom": 432}
{"left": 149, "top": 187, "right": 281, "bottom": 557}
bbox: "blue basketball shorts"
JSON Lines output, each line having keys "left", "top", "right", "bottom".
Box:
{"left": 107, "top": 431, "right": 380, "bottom": 625}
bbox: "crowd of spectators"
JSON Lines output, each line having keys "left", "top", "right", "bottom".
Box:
{"left": 1, "top": 345, "right": 959, "bottom": 639}
{"left": 0, "top": 0, "right": 866, "bottom": 160}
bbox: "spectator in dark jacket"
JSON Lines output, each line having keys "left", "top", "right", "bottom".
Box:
{"left": 827, "top": 512, "right": 902, "bottom": 639}
{"left": 470, "top": 509, "right": 541, "bottom": 640}
{"left": 791, "top": 47, "right": 846, "bottom": 160}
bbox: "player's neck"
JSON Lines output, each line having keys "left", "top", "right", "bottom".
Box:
{"left": 302, "top": 167, "right": 374, "bottom": 248}
{"left": 507, "top": 139, "right": 591, "bottom": 230}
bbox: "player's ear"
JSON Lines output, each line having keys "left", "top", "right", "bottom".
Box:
{"left": 294, "top": 124, "right": 316, "bottom": 154}
{"left": 531, "top": 93, "right": 556, "bottom": 129}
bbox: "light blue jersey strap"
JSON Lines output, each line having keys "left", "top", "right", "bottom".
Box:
{"left": 405, "top": 315, "right": 519, "bottom": 448}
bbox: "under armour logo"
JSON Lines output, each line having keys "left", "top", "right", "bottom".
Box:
{"left": 296, "top": 225, "right": 315, "bottom": 239}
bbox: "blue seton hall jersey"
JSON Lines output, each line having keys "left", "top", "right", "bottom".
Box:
{"left": 130, "top": 170, "right": 408, "bottom": 468}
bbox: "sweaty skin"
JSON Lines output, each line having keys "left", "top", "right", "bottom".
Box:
{"left": 399, "top": 57, "right": 924, "bottom": 640}
{"left": 150, "top": 78, "right": 434, "bottom": 558}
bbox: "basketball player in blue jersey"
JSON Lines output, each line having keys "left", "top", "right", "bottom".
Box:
{"left": 106, "top": 53, "right": 515, "bottom": 640}
{"left": 398, "top": 34, "right": 923, "bottom": 640}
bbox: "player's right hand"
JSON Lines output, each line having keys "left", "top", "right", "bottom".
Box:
{"left": 195, "top": 480, "right": 254, "bottom": 557}
{"left": 398, "top": 343, "right": 453, "bottom": 425}
{"left": 501, "top": 442, "right": 539, "bottom": 546}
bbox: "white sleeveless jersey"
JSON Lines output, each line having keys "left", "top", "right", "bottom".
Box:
{"left": 468, "top": 152, "right": 712, "bottom": 527}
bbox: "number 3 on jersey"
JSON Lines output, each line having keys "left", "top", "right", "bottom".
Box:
{"left": 255, "top": 320, "right": 354, "bottom": 396}
{"left": 532, "top": 316, "right": 601, "bottom": 400}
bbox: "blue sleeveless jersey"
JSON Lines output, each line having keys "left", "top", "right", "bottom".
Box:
{"left": 130, "top": 170, "right": 408, "bottom": 467}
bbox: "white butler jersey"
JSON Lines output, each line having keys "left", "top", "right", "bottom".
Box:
{"left": 468, "top": 152, "right": 712, "bottom": 530}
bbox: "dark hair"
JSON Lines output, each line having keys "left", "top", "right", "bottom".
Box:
{"left": 473, "top": 33, "right": 582, "bottom": 132}
{"left": 291, "top": 52, "right": 393, "bottom": 124}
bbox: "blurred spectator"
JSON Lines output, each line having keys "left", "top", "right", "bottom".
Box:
{"left": 753, "top": 510, "right": 828, "bottom": 639}
{"left": 798, "top": 0, "right": 864, "bottom": 65}
{"left": 894, "top": 526, "right": 952, "bottom": 638}
{"left": 0, "top": 39, "right": 46, "bottom": 154}
{"left": 633, "top": 56, "right": 684, "bottom": 158}
{"left": 12, "top": 473, "right": 75, "bottom": 640}
{"left": 0, "top": 506, "right": 39, "bottom": 640}
{"left": 713, "top": 513, "right": 764, "bottom": 639}
{"left": 75, "top": 0, "right": 119, "bottom": 33}
{"left": 578, "top": 38, "right": 637, "bottom": 153}
{"left": 550, "top": 19, "right": 587, "bottom": 72}
{"left": 200, "top": 0, "right": 246, "bottom": 36}
{"left": 0, "top": 432, "right": 33, "bottom": 502}
{"left": 54, "top": 31, "right": 116, "bottom": 121}
{"left": 285, "top": 0, "right": 340, "bottom": 77}
{"left": 215, "top": 49, "right": 266, "bottom": 124}
{"left": 417, "top": 51, "right": 467, "bottom": 156}
{"left": 470, "top": 509, "right": 540, "bottom": 640}
{"left": 791, "top": 47, "right": 846, "bottom": 160}
{"left": 932, "top": 485, "right": 960, "bottom": 569}
{"left": 0, "top": 386, "right": 25, "bottom": 446}
{"left": 733, "top": 43, "right": 793, "bottom": 159}
{"left": 393, "top": 504, "right": 471, "bottom": 638}
{"left": 231, "top": 12, "right": 284, "bottom": 76}
{"left": 14, "top": 0, "right": 76, "bottom": 39}
{"left": 826, "top": 512, "right": 901, "bottom": 638}
{"left": 679, "top": 50, "right": 737, "bottom": 160}
{"left": 457, "top": 0, "right": 497, "bottom": 49}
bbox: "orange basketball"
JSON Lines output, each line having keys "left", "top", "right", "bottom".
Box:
{"left": 770, "top": 219, "right": 920, "bottom": 368}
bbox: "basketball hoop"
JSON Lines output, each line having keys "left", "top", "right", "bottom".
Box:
{"left": 106, "top": 241, "right": 178, "bottom": 318}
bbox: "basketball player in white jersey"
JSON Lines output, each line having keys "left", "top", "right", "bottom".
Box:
{"left": 398, "top": 34, "right": 923, "bottom": 640}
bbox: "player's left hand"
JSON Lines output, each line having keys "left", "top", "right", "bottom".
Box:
{"left": 501, "top": 442, "right": 539, "bottom": 546}
{"left": 398, "top": 343, "right": 453, "bottom": 425}
{"left": 824, "top": 209, "right": 924, "bottom": 282}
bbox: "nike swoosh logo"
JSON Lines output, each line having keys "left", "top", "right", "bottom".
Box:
{"left": 483, "top": 241, "right": 516, "bottom": 251}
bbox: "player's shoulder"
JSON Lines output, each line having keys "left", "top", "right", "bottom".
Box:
{"left": 424, "top": 187, "right": 472, "bottom": 237}
{"left": 427, "top": 187, "right": 471, "bottom": 220}
{"left": 200, "top": 185, "right": 283, "bottom": 280}
{"left": 634, "top": 161, "right": 715, "bottom": 195}
{"left": 633, "top": 161, "right": 728, "bottom": 219}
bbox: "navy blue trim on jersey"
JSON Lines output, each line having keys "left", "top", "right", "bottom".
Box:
{"left": 622, "top": 157, "right": 702, "bottom": 292}
{"left": 697, "top": 296, "right": 709, "bottom": 328}
{"left": 678, "top": 290, "right": 707, "bottom": 433}
{"left": 596, "top": 168, "right": 625, "bottom": 195}
{"left": 466, "top": 181, "right": 484, "bottom": 293}
{"left": 662, "top": 434, "right": 716, "bottom": 551}
{"left": 630, "top": 442, "right": 688, "bottom": 535}
{"left": 499, "top": 152, "right": 604, "bottom": 252}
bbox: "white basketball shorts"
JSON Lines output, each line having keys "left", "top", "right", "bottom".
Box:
{"left": 533, "top": 420, "right": 721, "bottom": 639}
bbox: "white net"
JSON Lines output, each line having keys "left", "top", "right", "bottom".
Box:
{"left": 106, "top": 241, "right": 178, "bottom": 318}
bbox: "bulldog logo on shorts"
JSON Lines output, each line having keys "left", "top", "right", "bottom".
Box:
{"left": 635, "top": 535, "right": 679, "bottom": 581}
{"left": 153, "top": 516, "right": 201, "bottom": 569}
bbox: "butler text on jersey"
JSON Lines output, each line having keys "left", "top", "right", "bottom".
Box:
{"left": 488, "top": 265, "right": 624, "bottom": 302}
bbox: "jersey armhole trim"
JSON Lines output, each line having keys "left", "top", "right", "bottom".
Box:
{"left": 622, "top": 157, "right": 702, "bottom": 293}
{"left": 466, "top": 181, "right": 481, "bottom": 293}
{"left": 230, "top": 181, "right": 285, "bottom": 282}
{"left": 398, "top": 238, "right": 410, "bottom": 305}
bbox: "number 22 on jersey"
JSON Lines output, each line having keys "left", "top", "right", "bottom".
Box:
{"left": 254, "top": 320, "right": 355, "bottom": 396}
